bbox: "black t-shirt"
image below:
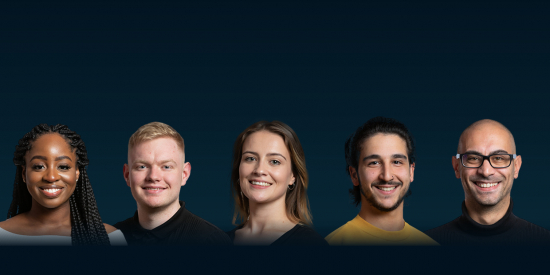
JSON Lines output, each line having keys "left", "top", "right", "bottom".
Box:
{"left": 425, "top": 199, "right": 550, "bottom": 245}
{"left": 114, "top": 201, "right": 232, "bottom": 245}
{"left": 227, "top": 224, "right": 328, "bottom": 246}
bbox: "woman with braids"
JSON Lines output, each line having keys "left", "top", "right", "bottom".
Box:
{"left": 227, "top": 121, "right": 327, "bottom": 245}
{"left": 0, "top": 124, "right": 126, "bottom": 245}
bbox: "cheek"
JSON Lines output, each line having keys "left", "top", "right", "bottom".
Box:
{"left": 164, "top": 172, "right": 181, "bottom": 186}
{"left": 361, "top": 170, "right": 377, "bottom": 183}
{"left": 60, "top": 172, "right": 77, "bottom": 185}
{"left": 130, "top": 171, "right": 146, "bottom": 185}
{"left": 238, "top": 163, "right": 252, "bottom": 180}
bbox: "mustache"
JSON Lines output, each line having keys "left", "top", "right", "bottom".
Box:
{"left": 371, "top": 180, "right": 403, "bottom": 187}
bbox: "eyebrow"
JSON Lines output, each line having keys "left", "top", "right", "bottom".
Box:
{"left": 30, "top": 155, "right": 73, "bottom": 161}
{"left": 363, "top": 154, "right": 407, "bottom": 162}
{"left": 242, "top": 151, "right": 287, "bottom": 161}
{"left": 464, "top": 150, "right": 509, "bottom": 155}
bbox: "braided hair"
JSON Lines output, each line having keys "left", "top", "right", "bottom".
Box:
{"left": 8, "top": 124, "right": 111, "bottom": 246}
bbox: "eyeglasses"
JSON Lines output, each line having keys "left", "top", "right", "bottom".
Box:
{"left": 455, "top": 153, "right": 517, "bottom": 168}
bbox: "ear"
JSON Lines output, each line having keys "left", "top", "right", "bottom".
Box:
{"left": 289, "top": 172, "right": 296, "bottom": 187}
{"left": 123, "top": 164, "right": 130, "bottom": 187}
{"left": 21, "top": 165, "right": 26, "bottom": 183}
{"left": 452, "top": 155, "right": 461, "bottom": 179}
{"left": 181, "top": 162, "right": 191, "bottom": 187}
{"left": 349, "top": 166, "right": 360, "bottom": 187}
{"left": 76, "top": 166, "right": 80, "bottom": 182}
{"left": 513, "top": 155, "right": 522, "bottom": 179}
{"left": 409, "top": 162, "right": 415, "bottom": 183}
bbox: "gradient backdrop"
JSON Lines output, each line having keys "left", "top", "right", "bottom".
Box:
{"left": 1, "top": 2, "right": 550, "bottom": 271}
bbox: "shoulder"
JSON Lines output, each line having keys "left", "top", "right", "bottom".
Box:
{"left": 325, "top": 219, "right": 361, "bottom": 244}
{"left": 113, "top": 216, "right": 135, "bottom": 232}
{"left": 178, "top": 208, "right": 232, "bottom": 245}
{"left": 225, "top": 226, "right": 240, "bottom": 242}
{"left": 0, "top": 214, "right": 28, "bottom": 234}
{"left": 423, "top": 217, "right": 462, "bottom": 245}
{"left": 181, "top": 208, "right": 224, "bottom": 232}
{"left": 103, "top": 223, "right": 117, "bottom": 234}
{"left": 405, "top": 223, "right": 439, "bottom": 245}
{"left": 512, "top": 216, "right": 550, "bottom": 240}
{"left": 424, "top": 217, "right": 461, "bottom": 238}
{"left": 282, "top": 224, "right": 328, "bottom": 246}
{"left": 107, "top": 229, "right": 128, "bottom": 246}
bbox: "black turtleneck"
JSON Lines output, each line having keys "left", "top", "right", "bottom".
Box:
{"left": 114, "top": 201, "right": 232, "bottom": 245}
{"left": 425, "top": 199, "right": 550, "bottom": 245}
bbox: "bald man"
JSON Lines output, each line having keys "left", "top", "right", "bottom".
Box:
{"left": 425, "top": 119, "right": 550, "bottom": 245}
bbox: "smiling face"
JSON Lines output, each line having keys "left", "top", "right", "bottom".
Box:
{"left": 452, "top": 122, "right": 521, "bottom": 208}
{"left": 22, "top": 133, "right": 80, "bottom": 210}
{"left": 124, "top": 137, "right": 190, "bottom": 212}
{"left": 239, "top": 131, "right": 295, "bottom": 206}
{"left": 350, "top": 133, "right": 414, "bottom": 212}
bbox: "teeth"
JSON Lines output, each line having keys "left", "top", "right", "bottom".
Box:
{"left": 44, "top": 188, "right": 61, "bottom": 193}
{"left": 251, "top": 181, "right": 271, "bottom": 186}
{"left": 145, "top": 188, "right": 161, "bottom": 190}
{"left": 377, "top": 186, "right": 396, "bottom": 191}
{"left": 478, "top": 182, "right": 498, "bottom": 188}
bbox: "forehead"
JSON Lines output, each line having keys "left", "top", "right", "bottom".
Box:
{"left": 27, "top": 133, "right": 74, "bottom": 156}
{"left": 243, "top": 131, "right": 289, "bottom": 155}
{"left": 361, "top": 133, "right": 407, "bottom": 156}
{"left": 461, "top": 126, "right": 514, "bottom": 154}
{"left": 129, "top": 137, "right": 184, "bottom": 162}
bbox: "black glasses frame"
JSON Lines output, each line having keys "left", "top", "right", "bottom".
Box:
{"left": 455, "top": 153, "right": 517, "bottom": 168}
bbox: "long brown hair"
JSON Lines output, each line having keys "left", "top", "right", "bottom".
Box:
{"left": 231, "top": 121, "right": 312, "bottom": 226}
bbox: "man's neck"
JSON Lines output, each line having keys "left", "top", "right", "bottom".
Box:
{"left": 136, "top": 201, "right": 181, "bottom": 230}
{"left": 465, "top": 196, "right": 510, "bottom": 225}
{"left": 358, "top": 202, "right": 405, "bottom": 231}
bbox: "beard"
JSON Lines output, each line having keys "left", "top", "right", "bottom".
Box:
{"left": 359, "top": 177, "right": 408, "bottom": 212}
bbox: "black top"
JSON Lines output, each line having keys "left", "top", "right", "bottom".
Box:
{"left": 425, "top": 200, "right": 550, "bottom": 245}
{"left": 227, "top": 224, "right": 328, "bottom": 246}
{"left": 114, "top": 201, "right": 232, "bottom": 245}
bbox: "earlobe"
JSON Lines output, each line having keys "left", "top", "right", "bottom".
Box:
{"left": 76, "top": 167, "right": 80, "bottom": 182}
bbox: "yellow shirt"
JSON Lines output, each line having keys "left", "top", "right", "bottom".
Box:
{"left": 325, "top": 215, "right": 438, "bottom": 246}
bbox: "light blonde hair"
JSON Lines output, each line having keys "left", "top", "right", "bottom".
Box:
{"left": 128, "top": 122, "right": 185, "bottom": 153}
{"left": 231, "top": 121, "right": 312, "bottom": 226}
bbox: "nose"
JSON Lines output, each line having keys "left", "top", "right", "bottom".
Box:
{"left": 146, "top": 166, "right": 162, "bottom": 182}
{"left": 477, "top": 158, "right": 496, "bottom": 177}
{"left": 253, "top": 159, "right": 267, "bottom": 176}
{"left": 379, "top": 164, "right": 394, "bottom": 183}
{"left": 43, "top": 167, "right": 60, "bottom": 183}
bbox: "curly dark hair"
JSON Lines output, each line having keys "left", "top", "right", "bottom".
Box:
{"left": 345, "top": 117, "right": 415, "bottom": 206}
{"left": 9, "top": 124, "right": 110, "bottom": 246}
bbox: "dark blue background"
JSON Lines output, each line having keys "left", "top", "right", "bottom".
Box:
{"left": 1, "top": 1, "right": 549, "bottom": 241}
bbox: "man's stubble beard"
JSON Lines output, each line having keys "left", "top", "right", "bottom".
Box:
{"left": 358, "top": 176, "right": 407, "bottom": 212}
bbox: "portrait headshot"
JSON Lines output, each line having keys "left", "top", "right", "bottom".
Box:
{"left": 425, "top": 119, "right": 550, "bottom": 245}
{"left": 227, "top": 121, "right": 327, "bottom": 245}
{"left": 325, "top": 117, "right": 437, "bottom": 245}
{"left": 0, "top": 124, "right": 126, "bottom": 245}
{"left": 114, "top": 122, "right": 231, "bottom": 245}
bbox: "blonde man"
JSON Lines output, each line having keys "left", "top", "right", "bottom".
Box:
{"left": 114, "top": 122, "right": 231, "bottom": 245}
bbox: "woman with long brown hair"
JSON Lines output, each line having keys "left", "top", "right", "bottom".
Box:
{"left": 227, "top": 121, "right": 326, "bottom": 245}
